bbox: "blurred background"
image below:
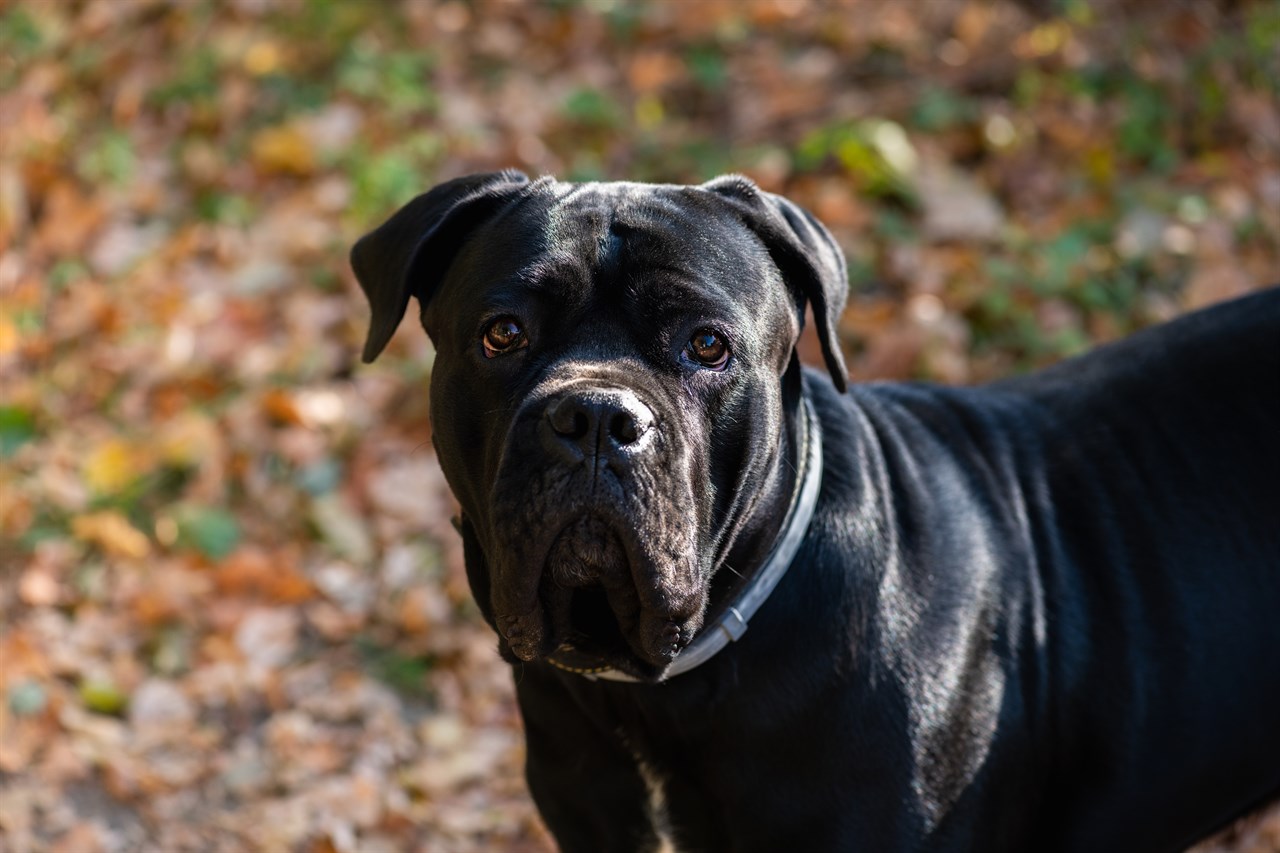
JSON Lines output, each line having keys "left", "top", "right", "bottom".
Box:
{"left": 1, "top": 1, "right": 1277, "bottom": 850}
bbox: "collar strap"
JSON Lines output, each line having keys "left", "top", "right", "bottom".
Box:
{"left": 550, "top": 396, "right": 823, "bottom": 683}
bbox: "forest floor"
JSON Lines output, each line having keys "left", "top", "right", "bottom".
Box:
{"left": 2, "top": 1, "right": 1278, "bottom": 850}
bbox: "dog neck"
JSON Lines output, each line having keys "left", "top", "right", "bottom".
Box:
{"left": 711, "top": 359, "right": 809, "bottom": 601}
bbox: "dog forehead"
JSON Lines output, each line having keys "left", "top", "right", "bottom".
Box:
{"left": 453, "top": 179, "right": 777, "bottom": 302}
{"left": 544, "top": 180, "right": 750, "bottom": 260}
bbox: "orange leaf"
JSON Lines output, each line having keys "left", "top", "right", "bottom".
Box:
{"left": 260, "top": 388, "right": 304, "bottom": 426}
{"left": 215, "top": 547, "right": 315, "bottom": 603}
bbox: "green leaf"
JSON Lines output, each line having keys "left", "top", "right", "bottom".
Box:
{"left": 0, "top": 406, "right": 36, "bottom": 457}
{"left": 0, "top": 8, "right": 41, "bottom": 47}
{"left": 357, "top": 637, "right": 434, "bottom": 696}
{"left": 79, "top": 677, "right": 128, "bottom": 716}
{"left": 351, "top": 147, "right": 433, "bottom": 222}
{"left": 147, "top": 47, "right": 219, "bottom": 108}
{"left": 911, "top": 86, "right": 977, "bottom": 132}
{"left": 296, "top": 457, "right": 341, "bottom": 496}
{"left": 77, "top": 129, "right": 137, "bottom": 186}
{"left": 686, "top": 47, "right": 727, "bottom": 90}
{"left": 176, "top": 506, "right": 241, "bottom": 560}
{"left": 563, "top": 87, "right": 621, "bottom": 128}
{"left": 8, "top": 681, "right": 47, "bottom": 716}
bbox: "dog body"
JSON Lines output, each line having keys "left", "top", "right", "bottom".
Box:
{"left": 353, "top": 171, "right": 1280, "bottom": 852}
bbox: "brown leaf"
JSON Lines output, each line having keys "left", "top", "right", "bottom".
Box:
{"left": 261, "top": 388, "right": 305, "bottom": 426}
{"left": 49, "top": 822, "right": 108, "bottom": 853}
{"left": 30, "top": 180, "right": 105, "bottom": 258}
{"left": 627, "top": 51, "right": 683, "bottom": 93}
{"left": 214, "top": 547, "right": 315, "bottom": 604}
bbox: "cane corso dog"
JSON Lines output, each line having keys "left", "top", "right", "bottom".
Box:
{"left": 351, "top": 170, "right": 1280, "bottom": 852}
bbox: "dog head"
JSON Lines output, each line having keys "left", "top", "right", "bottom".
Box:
{"left": 352, "top": 171, "right": 847, "bottom": 679}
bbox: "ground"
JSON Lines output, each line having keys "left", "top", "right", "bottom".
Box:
{"left": 1, "top": 1, "right": 1278, "bottom": 850}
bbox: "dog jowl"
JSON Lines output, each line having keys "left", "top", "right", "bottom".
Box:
{"left": 353, "top": 170, "right": 1280, "bottom": 851}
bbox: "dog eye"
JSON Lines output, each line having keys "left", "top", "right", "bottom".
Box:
{"left": 482, "top": 317, "right": 528, "bottom": 358}
{"left": 684, "top": 329, "right": 730, "bottom": 370}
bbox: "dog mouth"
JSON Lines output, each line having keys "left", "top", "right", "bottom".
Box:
{"left": 485, "top": 388, "right": 708, "bottom": 676}
{"left": 494, "top": 512, "right": 699, "bottom": 675}
{"left": 545, "top": 582, "right": 688, "bottom": 679}
{"left": 543, "top": 516, "right": 650, "bottom": 662}
{"left": 561, "top": 586, "right": 631, "bottom": 658}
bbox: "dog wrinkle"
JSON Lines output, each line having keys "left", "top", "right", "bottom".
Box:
{"left": 547, "top": 514, "right": 626, "bottom": 587}
{"left": 488, "top": 396, "right": 708, "bottom": 666}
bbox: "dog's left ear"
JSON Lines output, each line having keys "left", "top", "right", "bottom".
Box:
{"left": 351, "top": 169, "right": 530, "bottom": 363}
{"left": 700, "top": 175, "right": 849, "bottom": 392}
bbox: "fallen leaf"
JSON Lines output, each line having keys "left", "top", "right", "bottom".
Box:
{"left": 310, "top": 494, "right": 374, "bottom": 564}
{"left": 914, "top": 150, "right": 1006, "bottom": 242}
{"left": 81, "top": 440, "right": 144, "bottom": 496}
{"left": 7, "top": 681, "right": 48, "bottom": 717}
{"left": 18, "top": 568, "right": 61, "bottom": 606}
{"left": 128, "top": 679, "right": 195, "bottom": 730}
{"left": 214, "top": 547, "right": 316, "bottom": 603}
{"left": 71, "top": 511, "right": 151, "bottom": 559}
{"left": 261, "top": 388, "right": 305, "bottom": 425}
{"left": 175, "top": 504, "right": 241, "bottom": 560}
{"left": 235, "top": 607, "right": 300, "bottom": 670}
{"left": 78, "top": 676, "right": 128, "bottom": 716}
{"left": 251, "top": 124, "right": 315, "bottom": 177}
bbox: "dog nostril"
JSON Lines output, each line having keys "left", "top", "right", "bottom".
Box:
{"left": 609, "top": 411, "right": 640, "bottom": 445}
{"left": 549, "top": 399, "right": 591, "bottom": 440}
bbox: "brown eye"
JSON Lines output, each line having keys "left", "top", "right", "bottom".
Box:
{"left": 483, "top": 317, "right": 527, "bottom": 358}
{"left": 684, "top": 329, "right": 730, "bottom": 369}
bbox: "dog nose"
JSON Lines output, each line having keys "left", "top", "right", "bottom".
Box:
{"left": 545, "top": 389, "right": 654, "bottom": 459}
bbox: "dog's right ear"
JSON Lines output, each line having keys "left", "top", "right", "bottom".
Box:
{"left": 350, "top": 169, "right": 530, "bottom": 363}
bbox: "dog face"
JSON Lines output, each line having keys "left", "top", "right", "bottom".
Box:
{"left": 353, "top": 171, "right": 848, "bottom": 678}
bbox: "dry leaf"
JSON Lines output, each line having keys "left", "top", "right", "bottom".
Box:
{"left": 18, "top": 568, "right": 61, "bottom": 606}
{"left": 81, "top": 440, "right": 144, "bottom": 496}
{"left": 251, "top": 124, "right": 316, "bottom": 177}
{"left": 71, "top": 511, "right": 151, "bottom": 559}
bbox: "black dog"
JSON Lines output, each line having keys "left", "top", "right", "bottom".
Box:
{"left": 352, "top": 170, "right": 1280, "bottom": 852}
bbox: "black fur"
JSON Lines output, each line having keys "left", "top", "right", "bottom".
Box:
{"left": 353, "top": 170, "right": 1280, "bottom": 851}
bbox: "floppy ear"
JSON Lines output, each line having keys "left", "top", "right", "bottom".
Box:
{"left": 350, "top": 169, "right": 530, "bottom": 363}
{"left": 700, "top": 175, "right": 849, "bottom": 392}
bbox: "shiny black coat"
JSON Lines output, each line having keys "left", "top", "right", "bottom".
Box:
{"left": 504, "top": 290, "right": 1280, "bottom": 852}
{"left": 352, "top": 172, "right": 1279, "bottom": 851}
